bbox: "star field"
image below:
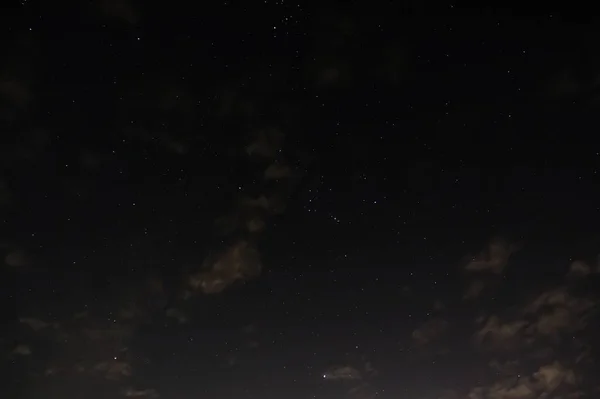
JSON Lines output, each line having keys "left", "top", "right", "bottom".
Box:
{"left": 3, "top": 2, "right": 600, "bottom": 399}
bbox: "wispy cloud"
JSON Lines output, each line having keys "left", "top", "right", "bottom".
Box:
{"left": 189, "top": 240, "right": 262, "bottom": 294}
{"left": 124, "top": 388, "right": 159, "bottom": 398}
{"left": 323, "top": 365, "right": 363, "bottom": 381}
{"left": 19, "top": 317, "right": 55, "bottom": 331}
{"left": 94, "top": 360, "right": 132, "bottom": 380}
{"left": 465, "top": 237, "right": 519, "bottom": 274}
{"left": 468, "top": 362, "right": 578, "bottom": 399}
{"left": 5, "top": 249, "right": 33, "bottom": 268}
{"left": 12, "top": 344, "right": 32, "bottom": 356}
{"left": 264, "top": 162, "right": 292, "bottom": 180}
{"left": 96, "top": 0, "right": 139, "bottom": 24}
{"left": 412, "top": 318, "right": 448, "bottom": 345}
{"left": 245, "top": 129, "right": 285, "bottom": 158}
{"left": 165, "top": 308, "right": 188, "bottom": 324}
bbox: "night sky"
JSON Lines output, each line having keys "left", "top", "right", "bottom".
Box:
{"left": 3, "top": 2, "right": 600, "bottom": 399}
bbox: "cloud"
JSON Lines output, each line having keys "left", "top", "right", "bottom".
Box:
{"left": 246, "top": 217, "right": 266, "bottom": 233}
{"left": 568, "top": 260, "right": 591, "bottom": 277}
{"left": 96, "top": 0, "right": 139, "bottom": 24}
{"left": 489, "top": 359, "right": 520, "bottom": 375}
{"left": 189, "top": 240, "right": 262, "bottom": 294}
{"left": 465, "top": 237, "right": 519, "bottom": 274}
{"left": 243, "top": 194, "right": 287, "bottom": 215}
{"left": 474, "top": 316, "right": 528, "bottom": 350}
{"left": 475, "top": 287, "right": 596, "bottom": 352}
{"left": 216, "top": 193, "right": 287, "bottom": 236}
{"left": 464, "top": 280, "right": 486, "bottom": 300}
{"left": 44, "top": 367, "right": 64, "bottom": 376}
{"left": 5, "top": 249, "right": 32, "bottom": 268}
{"left": 523, "top": 288, "right": 596, "bottom": 336}
{"left": 12, "top": 344, "right": 32, "bottom": 356}
{"left": 19, "top": 317, "right": 54, "bottom": 331}
{"left": 83, "top": 326, "right": 132, "bottom": 341}
{"left": 124, "top": 388, "right": 159, "bottom": 398}
{"left": 0, "top": 179, "right": 10, "bottom": 207}
{"left": 245, "top": 129, "right": 285, "bottom": 158}
{"left": 468, "top": 362, "right": 578, "bottom": 399}
{"left": 412, "top": 318, "right": 448, "bottom": 345}
{"left": 94, "top": 360, "right": 132, "bottom": 380}
{"left": 264, "top": 162, "right": 292, "bottom": 180}
{"left": 165, "top": 308, "right": 188, "bottom": 324}
{"left": 323, "top": 365, "right": 362, "bottom": 381}
{"left": 317, "top": 67, "right": 342, "bottom": 85}
{"left": 241, "top": 195, "right": 271, "bottom": 210}
{"left": 568, "top": 256, "right": 600, "bottom": 277}
{"left": 0, "top": 77, "right": 31, "bottom": 107}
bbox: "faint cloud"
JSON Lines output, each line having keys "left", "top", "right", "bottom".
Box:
{"left": 74, "top": 310, "right": 90, "bottom": 319}
{"left": 246, "top": 217, "right": 266, "bottom": 233}
{"left": 465, "top": 237, "right": 519, "bottom": 274}
{"left": 94, "top": 360, "right": 132, "bottom": 380}
{"left": 488, "top": 359, "right": 520, "bottom": 375}
{"left": 189, "top": 240, "right": 262, "bottom": 294}
{"left": 83, "top": 326, "right": 132, "bottom": 342}
{"left": 469, "top": 361, "right": 577, "bottom": 399}
{"left": 12, "top": 344, "right": 32, "bottom": 356}
{"left": 5, "top": 249, "right": 32, "bottom": 268}
{"left": 474, "top": 315, "right": 528, "bottom": 350}
{"left": 475, "top": 287, "right": 596, "bottom": 350}
{"left": 245, "top": 129, "right": 285, "bottom": 158}
{"left": 463, "top": 280, "right": 486, "bottom": 300}
{"left": 97, "top": 0, "right": 139, "bottom": 24}
{"left": 19, "top": 317, "right": 52, "bottom": 331}
{"left": 412, "top": 318, "right": 448, "bottom": 345}
{"left": 317, "top": 66, "right": 342, "bottom": 85}
{"left": 242, "top": 324, "right": 257, "bottom": 334}
{"left": 241, "top": 195, "right": 271, "bottom": 210}
{"left": 124, "top": 128, "right": 189, "bottom": 156}
{"left": 323, "top": 365, "right": 362, "bottom": 381}
{"left": 0, "top": 179, "right": 10, "bottom": 207}
{"left": 568, "top": 260, "right": 591, "bottom": 277}
{"left": 124, "top": 388, "right": 159, "bottom": 398}
{"left": 364, "top": 361, "right": 377, "bottom": 377}
{"left": 165, "top": 308, "right": 188, "bottom": 324}
{"left": 523, "top": 288, "right": 596, "bottom": 336}
{"left": 44, "top": 367, "right": 64, "bottom": 376}
{"left": 264, "top": 162, "right": 291, "bottom": 180}
{"left": 0, "top": 77, "right": 31, "bottom": 107}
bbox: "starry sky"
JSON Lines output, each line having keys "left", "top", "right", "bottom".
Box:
{"left": 3, "top": 2, "right": 600, "bottom": 399}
